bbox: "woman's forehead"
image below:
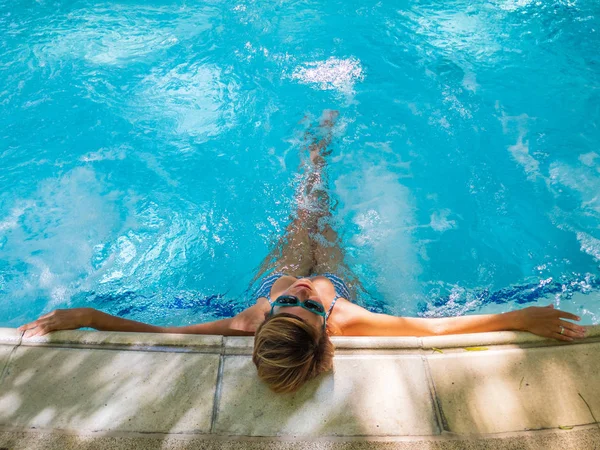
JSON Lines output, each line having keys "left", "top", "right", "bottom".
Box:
{"left": 274, "top": 306, "right": 320, "bottom": 324}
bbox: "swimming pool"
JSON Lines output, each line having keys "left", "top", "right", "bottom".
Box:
{"left": 1, "top": 0, "right": 599, "bottom": 328}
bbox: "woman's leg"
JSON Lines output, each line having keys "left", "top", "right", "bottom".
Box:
{"left": 304, "top": 112, "right": 346, "bottom": 275}
{"left": 255, "top": 210, "right": 314, "bottom": 279}
{"left": 254, "top": 111, "right": 342, "bottom": 279}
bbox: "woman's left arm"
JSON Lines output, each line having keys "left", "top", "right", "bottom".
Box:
{"left": 342, "top": 303, "right": 587, "bottom": 341}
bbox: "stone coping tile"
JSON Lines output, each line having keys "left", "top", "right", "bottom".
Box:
{"left": 4, "top": 325, "right": 600, "bottom": 352}
{"left": 422, "top": 331, "right": 545, "bottom": 351}
{"left": 224, "top": 336, "right": 423, "bottom": 355}
{"left": 225, "top": 327, "right": 600, "bottom": 356}
{"left": 582, "top": 323, "right": 600, "bottom": 338}
{"left": 427, "top": 343, "right": 600, "bottom": 434}
{"left": 332, "top": 336, "right": 421, "bottom": 350}
{"left": 0, "top": 346, "right": 16, "bottom": 385}
{"left": 21, "top": 330, "right": 223, "bottom": 352}
{"left": 224, "top": 336, "right": 253, "bottom": 355}
{"left": 214, "top": 355, "right": 439, "bottom": 437}
{"left": 332, "top": 336, "right": 421, "bottom": 348}
{"left": 0, "top": 346, "right": 220, "bottom": 433}
{"left": 0, "top": 328, "right": 22, "bottom": 346}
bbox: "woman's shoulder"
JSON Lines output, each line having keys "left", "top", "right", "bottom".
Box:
{"left": 230, "top": 298, "right": 271, "bottom": 334}
{"left": 327, "top": 299, "right": 370, "bottom": 335}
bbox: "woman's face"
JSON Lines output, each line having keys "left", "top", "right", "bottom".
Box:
{"left": 272, "top": 278, "right": 325, "bottom": 332}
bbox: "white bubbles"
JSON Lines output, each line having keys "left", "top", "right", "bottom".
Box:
{"left": 131, "top": 63, "right": 237, "bottom": 143}
{"left": 462, "top": 71, "right": 479, "bottom": 93}
{"left": 497, "top": 105, "right": 541, "bottom": 180}
{"left": 336, "top": 166, "right": 420, "bottom": 308}
{"left": 100, "top": 270, "right": 124, "bottom": 284}
{"left": 430, "top": 209, "right": 457, "bottom": 232}
{"left": 115, "top": 235, "right": 137, "bottom": 265}
{"left": 0, "top": 202, "right": 33, "bottom": 233}
{"left": 576, "top": 232, "right": 600, "bottom": 263}
{"left": 38, "top": 6, "right": 212, "bottom": 67}
{"left": 579, "top": 152, "right": 599, "bottom": 168}
{"left": 497, "top": 0, "right": 534, "bottom": 12}
{"left": 508, "top": 134, "right": 540, "bottom": 180}
{"left": 1, "top": 167, "right": 119, "bottom": 308}
{"left": 398, "top": 9, "right": 502, "bottom": 64}
{"left": 41, "top": 16, "right": 176, "bottom": 66}
{"left": 549, "top": 161, "right": 600, "bottom": 213}
{"left": 80, "top": 146, "right": 128, "bottom": 163}
{"left": 291, "top": 57, "right": 364, "bottom": 94}
{"left": 420, "top": 284, "right": 481, "bottom": 318}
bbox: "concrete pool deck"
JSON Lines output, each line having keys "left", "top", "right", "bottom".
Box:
{"left": 0, "top": 326, "right": 599, "bottom": 449}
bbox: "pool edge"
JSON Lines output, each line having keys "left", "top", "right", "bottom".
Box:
{"left": 1, "top": 327, "right": 599, "bottom": 444}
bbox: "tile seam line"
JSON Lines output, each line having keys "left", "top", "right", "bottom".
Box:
{"left": 420, "top": 337, "right": 445, "bottom": 434}
{"left": 209, "top": 341, "right": 226, "bottom": 434}
{"left": 0, "top": 331, "right": 23, "bottom": 386}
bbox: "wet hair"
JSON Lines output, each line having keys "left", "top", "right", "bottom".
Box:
{"left": 252, "top": 312, "right": 335, "bottom": 393}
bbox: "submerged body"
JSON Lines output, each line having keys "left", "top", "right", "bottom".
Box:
{"left": 24, "top": 272, "right": 583, "bottom": 339}
{"left": 19, "top": 111, "right": 588, "bottom": 392}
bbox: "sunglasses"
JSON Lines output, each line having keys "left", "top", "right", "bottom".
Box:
{"left": 269, "top": 295, "right": 327, "bottom": 331}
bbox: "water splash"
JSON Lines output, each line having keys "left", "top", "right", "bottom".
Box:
{"left": 291, "top": 57, "right": 364, "bottom": 93}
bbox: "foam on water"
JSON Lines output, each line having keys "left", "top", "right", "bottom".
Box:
{"left": 132, "top": 63, "right": 237, "bottom": 143}
{"left": 336, "top": 164, "right": 422, "bottom": 313}
{"left": 291, "top": 57, "right": 364, "bottom": 94}
{"left": 37, "top": 5, "right": 212, "bottom": 67}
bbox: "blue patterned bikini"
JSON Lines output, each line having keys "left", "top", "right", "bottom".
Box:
{"left": 254, "top": 273, "right": 351, "bottom": 318}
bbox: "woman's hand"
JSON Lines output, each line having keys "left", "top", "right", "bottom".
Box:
{"left": 18, "top": 308, "right": 95, "bottom": 338}
{"left": 516, "top": 304, "right": 587, "bottom": 341}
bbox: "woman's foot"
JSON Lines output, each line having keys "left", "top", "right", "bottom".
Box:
{"left": 309, "top": 110, "right": 339, "bottom": 165}
{"left": 320, "top": 109, "right": 339, "bottom": 129}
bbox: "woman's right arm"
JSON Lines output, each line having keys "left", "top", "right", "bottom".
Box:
{"left": 18, "top": 307, "right": 257, "bottom": 337}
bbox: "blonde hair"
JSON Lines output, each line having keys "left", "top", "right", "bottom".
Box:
{"left": 252, "top": 313, "right": 334, "bottom": 393}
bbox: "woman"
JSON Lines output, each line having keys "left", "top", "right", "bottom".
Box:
{"left": 18, "top": 111, "right": 587, "bottom": 393}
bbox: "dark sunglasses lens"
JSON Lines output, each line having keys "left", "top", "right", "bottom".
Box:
{"left": 277, "top": 295, "right": 299, "bottom": 305}
{"left": 305, "top": 300, "right": 325, "bottom": 313}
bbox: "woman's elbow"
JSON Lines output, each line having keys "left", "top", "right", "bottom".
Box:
{"left": 425, "top": 318, "right": 447, "bottom": 336}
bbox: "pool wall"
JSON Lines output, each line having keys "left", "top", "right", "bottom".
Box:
{"left": 1, "top": 327, "right": 599, "bottom": 449}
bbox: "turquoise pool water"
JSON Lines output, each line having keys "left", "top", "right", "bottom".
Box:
{"left": 1, "top": 0, "right": 599, "bottom": 327}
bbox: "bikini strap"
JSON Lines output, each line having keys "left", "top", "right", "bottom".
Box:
{"left": 326, "top": 295, "right": 340, "bottom": 319}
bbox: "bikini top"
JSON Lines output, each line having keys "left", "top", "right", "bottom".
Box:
{"left": 254, "top": 272, "right": 351, "bottom": 319}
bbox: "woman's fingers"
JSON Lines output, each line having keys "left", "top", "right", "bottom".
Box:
{"left": 18, "top": 308, "right": 87, "bottom": 337}
{"left": 544, "top": 304, "right": 579, "bottom": 321}
{"left": 557, "top": 310, "right": 580, "bottom": 321}
{"left": 521, "top": 305, "right": 586, "bottom": 342}
{"left": 17, "top": 319, "right": 40, "bottom": 332}
{"left": 18, "top": 309, "right": 61, "bottom": 332}
{"left": 553, "top": 332, "right": 574, "bottom": 342}
{"left": 558, "top": 319, "right": 586, "bottom": 337}
{"left": 18, "top": 317, "right": 53, "bottom": 336}
{"left": 18, "top": 310, "right": 55, "bottom": 332}
{"left": 556, "top": 327, "right": 579, "bottom": 340}
{"left": 21, "top": 322, "right": 44, "bottom": 337}
{"left": 23, "top": 325, "right": 47, "bottom": 338}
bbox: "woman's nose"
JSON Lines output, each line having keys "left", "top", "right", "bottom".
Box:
{"left": 292, "top": 286, "right": 312, "bottom": 300}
